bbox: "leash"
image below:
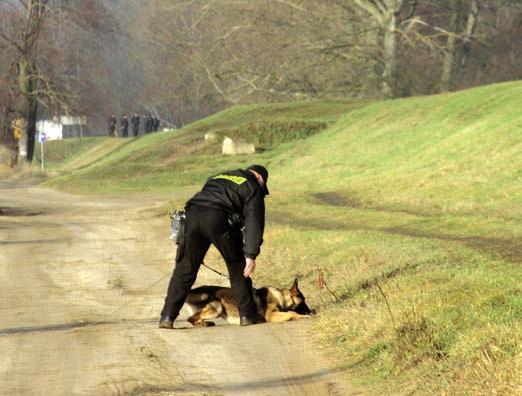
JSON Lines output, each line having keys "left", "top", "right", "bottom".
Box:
{"left": 75, "top": 216, "right": 229, "bottom": 330}
{"left": 79, "top": 271, "right": 171, "bottom": 330}
{"left": 80, "top": 260, "right": 228, "bottom": 331}
{"left": 202, "top": 261, "right": 230, "bottom": 279}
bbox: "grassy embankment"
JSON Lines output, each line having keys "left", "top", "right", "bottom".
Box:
{"left": 43, "top": 83, "right": 521, "bottom": 395}
{"left": 41, "top": 99, "right": 364, "bottom": 192}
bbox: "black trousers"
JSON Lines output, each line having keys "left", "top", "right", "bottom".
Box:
{"left": 160, "top": 205, "right": 256, "bottom": 320}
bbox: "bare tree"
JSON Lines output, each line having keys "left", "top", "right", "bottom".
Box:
{"left": 350, "top": 0, "right": 418, "bottom": 98}
{"left": 124, "top": 0, "right": 380, "bottom": 127}
{"left": 113, "top": 0, "right": 521, "bottom": 122}
{"left": 0, "top": 0, "right": 51, "bottom": 162}
{"left": 0, "top": 0, "right": 115, "bottom": 161}
{"left": 440, "top": 0, "right": 480, "bottom": 92}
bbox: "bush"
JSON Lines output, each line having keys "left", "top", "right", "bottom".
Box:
{"left": 210, "top": 120, "right": 328, "bottom": 149}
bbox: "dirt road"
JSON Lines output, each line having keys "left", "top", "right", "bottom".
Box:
{"left": 0, "top": 181, "right": 354, "bottom": 395}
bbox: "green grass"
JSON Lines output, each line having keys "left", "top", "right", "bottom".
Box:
{"left": 256, "top": 191, "right": 521, "bottom": 395}
{"left": 40, "top": 82, "right": 521, "bottom": 394}
{"left": 274, "top": 82, "right": 521, "bottom": 217}
{"left": 34, "top": 137, "right": 111, "bottom": 170}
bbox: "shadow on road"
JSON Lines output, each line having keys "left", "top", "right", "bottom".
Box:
{"left": 0, "top": 318, "right": 157, "bottom": 336}
{"left": 125, "top": 369, "right": 340, "bottom": 395}
{"left": 0, "top": 238, "right": 67, "bottom": 245}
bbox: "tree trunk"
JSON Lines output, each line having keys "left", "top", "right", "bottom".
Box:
{"left": 17, "top": 57, "right": 39, "bottom": 163}
{"left": 26, "top": 97, "right": 38, "bottom": 162}
{"left": 460, "top": 0, "right": 480, "bottom": 68}
{"left": 382, "top": 12, "right": 398, "bottom": 98}
{"left": 441, "top": 0, "right": 462, "bottom": 92}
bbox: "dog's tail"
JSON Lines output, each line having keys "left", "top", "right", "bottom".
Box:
{"left": 185, "top": 292, "right": 212, "bottom": 304}
{"left": 186, "top": 286, "right": 223, "bottom": 303}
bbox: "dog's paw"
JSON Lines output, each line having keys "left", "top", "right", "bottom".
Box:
{"left": 203, "top": 321, "right": 216, "bottom": 327}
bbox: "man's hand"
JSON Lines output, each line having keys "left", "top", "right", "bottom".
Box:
{"left": 244, "top": 258, "right": 256, "bottom": 278}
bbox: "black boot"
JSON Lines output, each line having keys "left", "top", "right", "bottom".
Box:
{"left": 240, "top": 313, "right": 266, "bottom": 326}
{"left": 159, "top": 315, "right": 174, "bottom": 329}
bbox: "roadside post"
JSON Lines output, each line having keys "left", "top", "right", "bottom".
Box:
{"left": 39, "top": 132, "right": 46, "bottom": 170}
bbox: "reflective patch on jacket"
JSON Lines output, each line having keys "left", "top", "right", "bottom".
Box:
{"left": 213, "top": 174, "right": 247, "bottom": 185}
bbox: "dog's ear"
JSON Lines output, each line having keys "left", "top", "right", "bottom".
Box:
{"left": 290, "top": 278, "right": 299, "bottom": 296}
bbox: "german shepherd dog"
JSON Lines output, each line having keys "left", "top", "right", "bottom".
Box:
{"left": 184, "top": 278, "right": 313, "bottom": 327}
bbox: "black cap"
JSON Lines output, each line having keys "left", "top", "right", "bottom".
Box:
{"left": 247, "top": 164, "right": 269, "bottom": 195}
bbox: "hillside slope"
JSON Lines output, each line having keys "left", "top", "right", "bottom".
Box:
{"left": 36, "top": 138, "right": 129, "bottom": 172}
{"left": 275, "top": 81, "right": 521, "bottom": 217}
{"left": 44, "top": 99, "right": 364, "bottom": 192}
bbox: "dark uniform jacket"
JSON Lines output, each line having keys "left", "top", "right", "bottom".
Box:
{"left": 131, "top": 115, "right": 140, "bottom": 127}
{"left": 186, "top": 169, "right": 266, "bottom": 259}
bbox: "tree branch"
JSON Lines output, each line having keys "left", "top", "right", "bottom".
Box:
{"left": 205, "top": 67, "right": 238, "bottom": 104}
{"left": 353, "top": 0, "right": 384, "bottom": 24}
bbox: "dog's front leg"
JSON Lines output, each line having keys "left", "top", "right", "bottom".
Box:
{"left": 266, "top": 311, "right": 311, "bottom": 323}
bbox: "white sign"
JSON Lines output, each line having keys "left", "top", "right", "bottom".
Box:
{"left": 36, "top": 120, "right": 62, "bottom": 140}
{"left": 39, "top": 133, "right": 45, "bottom": 170}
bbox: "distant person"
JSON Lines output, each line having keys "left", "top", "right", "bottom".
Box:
{"left": 120, "top": 113, "right": 129, "bottom": 137}
{"left": 131, "top": 113, "right": 140, "bottom": 137}
{"left": 151, "top": 115, "right": 159, "bottom": 132}
{"left": 154, "top": 116, "right": 160, "bottom": 132}
{"left": 148, "top": 113, "right": 154, "bottom": 133}
{"left": 143, "top": 113, "right": 151, "bottom": 134}
{"left": 108, "top": 114, "right": 117, "bottom": 137}
{"left": 146, "top": 113, "right": 154, "bottom": 133}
